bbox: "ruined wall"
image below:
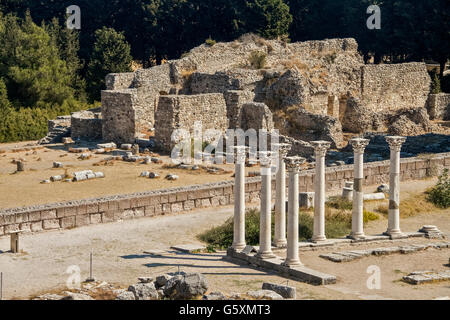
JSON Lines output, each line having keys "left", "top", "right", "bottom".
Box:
{"left": 105, "top": 73, "right": 135, "bottom": 90}
{"left": 427, "top": 93, "right": 450, "bottom": 120}
{"left": 361, "top": 62, "right": 431, "bottom": 113}
{"left": 240, "top": 102, "right": 274, "bottom": 132}
{"left": 101, "top": 89, "right": 138, "bottom": 144}
{"left": 71, "top": 110, "right": 102, "bottom": 141}
{"left": 2, "top": 152, "right": 449, "bottom": 237}
{"left": 223, "top": 90, "right": 255, "bottom": 128}
{"left": 154, "top": 94, "right": 228, "bottom": 151}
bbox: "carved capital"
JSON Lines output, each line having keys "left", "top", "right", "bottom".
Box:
{"left": 385, "top": 136, "right": 406, "bottom": 152}
{"left": 272, "top": 143, "right": 292, "bottom": 159}
{"left": 310, "top": 141, "right": 331, "bottom": 157}
{"left": 349, "top": 138, "right": 369, "bottom": 154}
{"left": 284, "top": 156, "right": 306, "bottom": 172}
{"left": 258, "top": 151, "right": 274, "bottom": 168}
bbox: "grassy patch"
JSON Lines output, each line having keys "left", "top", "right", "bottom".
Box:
{"left": 374, "top": 192, "right": 447, "bottom": 218}
{"left": 426, "top": 169, "right": 450, "bottom": 208}
{"left": 326, "top": 197, "right": 353, "bottom": 210}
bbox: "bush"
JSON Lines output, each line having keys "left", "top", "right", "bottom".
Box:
{"left": 205, "top": 37, "right": 216, "bottom": 46}
{"left": 427, "top": 169, "right": 450, "bottom": 208}
{"left": 248, "top": 51, "right": 267, "bottom": 69}
{"left": 326, "top": 197, "right": 353, "bottom": 210}
{"left": 430, "top": 70, "right": 441, "bottom": 94}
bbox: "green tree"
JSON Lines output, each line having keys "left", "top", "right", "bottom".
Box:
{"left": 0, "top": 12, "right": 74, "bottom": 107}
{"left": 86, "top": 27, "right": 132, "bottom": 101}
{"left": 0, "top": 78, "right": 10, "bottom": 109}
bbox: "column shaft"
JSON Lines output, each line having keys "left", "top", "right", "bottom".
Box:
{"left": 387, "top": 149, "right": 402, "bottom": 235}
{"left": 274, "top": 159, "right": 287, "bottom": 247}
{"left": 232, "top": 162, "right": 246, "bottom": 250}
{"left": 351, "top": 151, "right": 365, "bottom": 238}
{"left": 313, "top": 153, "right": 326, "bottom": 241}
{"left": 257, "top": 166, "right": 275, "bottom": 259}
{"left": 284, "top": 171, "right": 301, "bottom": 265}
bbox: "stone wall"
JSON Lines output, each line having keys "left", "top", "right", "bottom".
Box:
{"left": 71, "top": 110, "right": 102, "bottom": 141}
{"left": 240, "top": 102, "right": 274, "bottom": 131}
{"left": 105, "top": 73, "right": 135, "bottom": 90}
{"left": 427, "top": 93, "right": 450, "bottom": 120}
{"left": 154, "top": 94, "right": 228, "bottom": 152}
{"left": 101, "top": 89, "right": 138, "bottom": 144}
{"left": 361, "top": 62, "right": 431, "bottom": 113}
{"left": 1, "top": 152, "right": 449, "bottom": 237}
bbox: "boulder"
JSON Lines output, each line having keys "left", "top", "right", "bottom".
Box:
{"left": 128, "top": 282, "right": 159, "bottom": 300}
{"left": 163, "top": 273, "right": 208, "bottom": 299}
{"left": 155, "top": 274, "right": 173, "bottom": 288}
{"left": 262, "top": 283, "right": 296, "bottom": 299}
{"left": 115, "top": 291, "right": 136, "bottom": 300}
{"left": 246, "top": 289, "right": 283, "bottom": 300}
{"left": 202, "top": 291, "right": 226, "bottom": 300}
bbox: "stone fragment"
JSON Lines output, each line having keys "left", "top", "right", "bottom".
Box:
{"left": 121, "top": 144, "right": 132, "bottom": 150}
{"left": 163, "top": 273, "right": 208, "bottom": 299}
{"left": 151, "top": 157, "right": 162, "bottom": 164}
{"left": 53, "top": 162, "right": 63, "bottom": 168}
{"left": 41, "top": 179, "right": 51, "bottom": 184}
{"left": 50, "top": 175, "right": 64, "bottom": 182}
{"left": 202, "top": 292, "right": 227, "bottom": 300}
{"left": 363, "top": 193, "right": 385, "bottom": 201}
{"left": 166, "top": 174, "right": 179, "bottom": 181}
{"left": 149, "top": 172, "right": 160, "bottom": 179}
{"left": 155, "top": 274, "right": 173, "bottom": 288}
{"left": 171, "top": 244, "right": 206, "bottom": 253}
{"left": 262, "top": 282, "right": 296, "bottom": 299}
{"left": 138, "top": 277, "right": 153, "bottom": 283}
{"left": 140, "top": 171, "right": 150, "bottom": 178}
{"left": 128, "top": 282, "right": 159, "bottom": 300}
{"left": 61, "top": 292, "right": 94, "bottom": 300}
{"left": 115, "top": 291, "right": 135, "bottom": 300}
{"left": 246, "top": 290, "right": 283, "bottom": 300}
{"left": 377, "top": 184, "right": 389, "bottom": 193}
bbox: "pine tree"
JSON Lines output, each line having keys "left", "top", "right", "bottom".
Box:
{"left": 86, "top": 27, "right": 132, "bottom": 101}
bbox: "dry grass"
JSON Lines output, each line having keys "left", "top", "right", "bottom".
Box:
{"left": 280, "top": 57, "right": 308, "bottom": 70}
{"left": 374, "top": 192, "right": 446, "bottom": 218}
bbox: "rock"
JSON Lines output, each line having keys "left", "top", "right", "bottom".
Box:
{"left": 246, "top": 289, "right": 283, "bottom": 300}
{"left": 262, "top": 283, "right": 296, "bottom": 299}
{"left": 377, "top": 184, "right": 389, "bottom": 193}
{"left": 61, "top": 292, "right": 94, "bottom": 300}
{"left": 202, "top": 291, "right": 226, "bottom": 300}
{"left": 121, "top": 144, "right": 132, "bottom": 150}
{"left": 155, "top": 274, "right": 173, "bottom": 288}
{"left": 151, "top": 157, "right": 163, "bottom": 164}
{"left": 132, "top": 144, "right": 140, "bottom": 155}
{"left": 166, "top": 174, "right": 179, "bottom": 181}
{"left": 149, "top": 172, "right": 160, "bottom": 179}
{"left": 128, "top": 282, "right": 159, "bottom": 300}
{"left": 41, "top": 179, "right": 51, "bottom": 184}
{"left": 140, "top": 171, "right": 150, "bottom": 178}
{"left": 115, "top": 291, "right": 135, "bottom": 300}
{"left": 163, "top": 273, "right": 208, "bottom": 299}
{"left": 33, "top": 293, "right": 65, "bottom": 300}
{"left": 53, "top": 162, "right": 63, "bottom": 168}
{"left": 138, "top": 276, "right": 153, "bottom": 283}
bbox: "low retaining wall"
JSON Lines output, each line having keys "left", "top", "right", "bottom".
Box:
{"left": 1, "top": 152, "right": 449, "bottom": 237}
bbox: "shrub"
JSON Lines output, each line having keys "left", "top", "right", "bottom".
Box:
{"left": 430, "top": 70, "right": 441, "bottom": 94}
{"left": 205, "top": 37, "right": 216, "bottom": 47}
{"left": 248, "top": 51, "right": 267, "bottom": 69}
{"left": 326, "top": 197, "right": 353, "bottom": 210}
{"left": 427, "top": 169, "right": 450, "bottom": 208}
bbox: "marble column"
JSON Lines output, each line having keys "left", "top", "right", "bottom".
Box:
{"left": 272, "top": 143, "right": 292, "bottom": 248}
{"left": 348, "top": 138, "right": 369, "bottom": 239}
{"left": 232, "top": 146, "right": 248, "bottom": 251}
{"left": 256, "top": 151, "right": 275, "bottom": 259}
{"left": 282, "top": 156, "right": 306, "bottom": 267}
{"left": 384, "top": 136, "right": 406, "bottom": 237}
{"left": 311, "top": 141, "right": 331, "bottom": 242}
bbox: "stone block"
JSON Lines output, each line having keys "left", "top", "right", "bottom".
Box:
{"left": 41, "top": 209, "right": 57, "bottom": 220}
{"left": 90, "top": 213, "right": 102, "bottom": 224}
{"left": 75, "top": 214, "right": 89, "bottom": 227}
{"left": 43, "top": 219, "right": 60, "bottom": 230}
{"left": 61, "top": 216, "right": 76, "bottom": 229}
{"left": 31, "top": 221, "right": 43, "bottom": 232}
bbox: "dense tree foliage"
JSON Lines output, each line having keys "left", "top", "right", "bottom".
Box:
{"left": 86, "top": 27, "right": 132, "bottom": 101}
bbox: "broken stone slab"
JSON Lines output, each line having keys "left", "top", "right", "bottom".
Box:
{"left": 61, "top": 292, "right": 94, "bottom": 300}
{"left": 94, "top": 172, "right": 105, "bottom": 179}
{"left": 69, "top": 147, "right": 89, "bottom": 153}
{"left": 121, "top": 144, "right": 132, "bottom": 150}
{"left": 403, "top": 270, "right": 450, "bottom": 285}
{"left": 53, "top": 162, "right": 63, "bottom": 168}
{"left": 246, "top": 290, "right": 283, "bottom": 300}
{"left": 151, "top": 157, "right": 162, "bottom": 164}
{"left": 50, "top": 175, "right": 64, "bottom": 182}
{"left": 363, "top": 193, "right": 385, "bottom": 201}
{"left": 166, "top": 174, "right": 179, "bottom": 181}
{"left": 342, "top": 187, "right": 353, "bottom": 201}
{"left": 262, "top": 282, "right": 296, "bottom": 299}
{"left": 93, "top": 148, "right": 106, "bottom": 154}
{"left": 97, "top": 142, "right": 117, "bottom": 150}
{"left": 170, "top": 244, "right": 206, "bottom": 253}
{"left": 202, "top": 291, "right": 227, "bottom": 300}
{"left": 79, "top": 153, "right": 91, "bottom": 160}
{"left": 40, "top": 179, "right": 51, "bottom": 184}
{"left": 371, "top": 247, "right": 402, "bottom": 256}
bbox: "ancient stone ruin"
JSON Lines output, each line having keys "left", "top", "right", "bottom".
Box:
{"left": 40, "top": 34, "right": 449, "bottom": 158}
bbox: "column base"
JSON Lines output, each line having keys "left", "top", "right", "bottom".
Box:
{"left": 282, "top": 259, "right": 303, "bottom": 267}
{"left": 273, "top": 239, "right": 287, "bottom": 248}
{"left": 347, "top": 232, "right": 366, "bottom": 240}
{"left": 256, "top": 251, "right": 276, "bottom": 260}
{"left": 231, "top": 243, "right": 247, "bottom": 251}
{"left": 383, "top": 230, "right": 406, "bottom": 239}
{"left": 311, "top": 235, "right": 327, "bottom": 243}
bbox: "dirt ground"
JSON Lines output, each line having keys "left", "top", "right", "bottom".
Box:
{"left": 0, "top": 179, "right": 449, "bottom": 300}
{"left": 0, "top": 141, "right": 243, "bottom": 209}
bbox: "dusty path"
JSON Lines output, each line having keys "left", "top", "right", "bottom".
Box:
{"left": 0, "top": 179, "right": 449, "bottom": 300}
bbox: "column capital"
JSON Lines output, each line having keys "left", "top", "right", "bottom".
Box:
{"left": 284, "top": 156, "right": 306, "bottom": 172}
{"left": 233, "top": 146, "right": 248, "bottom": 163}
{"left": 310, "top": 141, "right": 331, "bottom": 157}
{"left": 272, "top": 143, "right": 292, "bottom": 158}
{"left": 385, "top": 136, "right": 406, "bottom": 152}
{"left": 349, "top": 138, "right": 369, "bottom": 153}
{"left": 258, "top": 151, "right": 274, "bottom": 168}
